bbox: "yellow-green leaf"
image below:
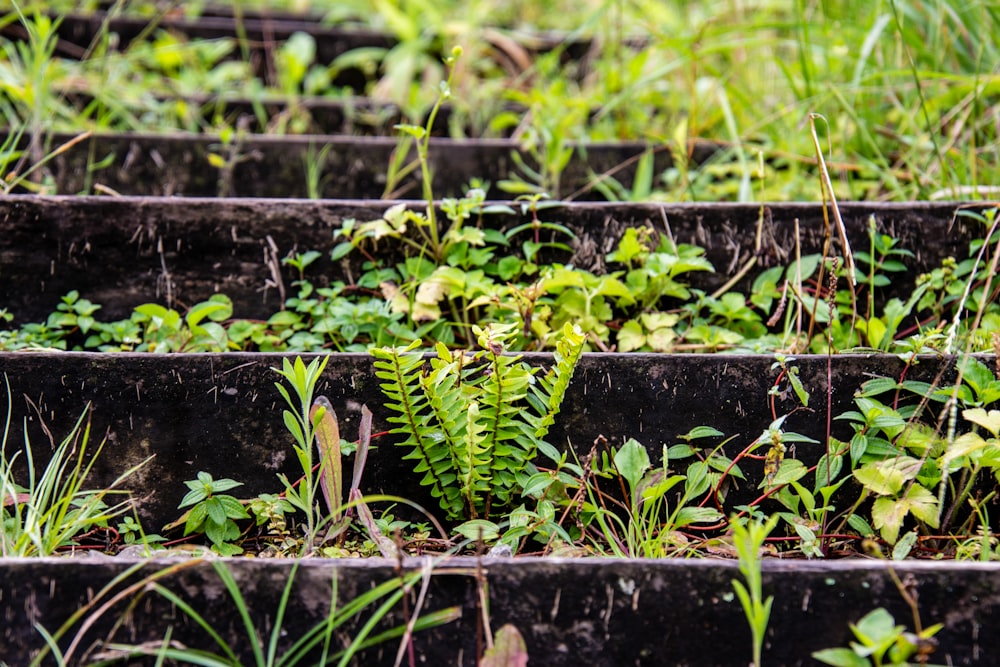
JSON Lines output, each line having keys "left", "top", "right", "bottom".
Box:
{"left": 940, "top": 432, "right": 989, "bottom": 473}
{"left": 903, "top": 484, "right": 939, "bottom": 528}
{"left": 872, "top": 484, "right": 939, "bottom": 545}
{"left": 964, "top": 408, "right": 1000, "bottom": 438}
{"left": 616, "top": 320, "right": 646, "bottom": 352}
{"left": 872, "top": 496, "right": 906, "bottom": 544}
{"left": 852, "top": 456, "right": 921, "bottom": 496}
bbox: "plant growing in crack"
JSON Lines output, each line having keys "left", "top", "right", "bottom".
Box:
{"left": 272, "top": 354, "right": 330, "bottom": 551}
{"left": 371, "top": 321, "right": 584, "bottom": 523}
{"left": 812, "top": 606, "right": 945, "bottom": 667}
{"left": 589, "top": 435, "right": 727, "bottom": 558}
{"left": 1, "top": 376, "right": 149, "bottom": 557}
{"left": 170, "top": 471, "right": 249, "bottom": 556}
{"left": 731, "top": 514, "right": 779, "bottom": 667}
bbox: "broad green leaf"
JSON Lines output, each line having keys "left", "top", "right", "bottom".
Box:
{"left": 596, "top": 276, "right": 634, "bottom": 301}
{"left": 687, "top": 426, "right": 725, "bottom": 439}
{"left": 785, "top": 253, "right": 820, "bottom": 283}
{"left": 903, "top": 484, "right": 939, "bottom": 528}
{"left": 639, "top": 472, "right": 685, "bottom": 502}
{"left": 847, "top": 513, "right": 874, "bottom": 537}
{"left": 614, "top": 438, "right": 651, "bottom": 493}
{"left": 218, "top": 495, "right": 249, "bottom": 520}
{"left": 684, "top": 460, "right": 711, "bottom": 497}
{"left": 958, "top": 356, "right": 996, "bottom": 399}
{"left": 521, "top": 472, "right": 554, "bottom": 497}
{"left": 813, "top": 645, "right": 869, "bottom": 665}
{"left": 761, "top": 459, "right": 807, "bottom": 488}
{"left": 786, "top": 367, "right": 810, "bottom": 407}
{"left": 853, "top": 456, "right": 921, "bottom": 496}
{"left": 861, "top": 317, "right": 887, "bottom": 349}
{"left": 872, "top": 485, "right": 938, "bottom": 544}
{"left": 858, "top": 377, "right": 899, "bottom": 397}
{"left": 674, "top": 506, "right": 724, "bottom": 527}
{"left": 205, "top": 497, "right": 226, "bottom": 526}
{"left": 616, "top": 320, "right": 646, "bottom": 352}
{"left": 896, "top": 423, "right": 940, "bottom": 455}
{"left": 208, "top": 477, "right": 244, "bottom": 494}
{"left": 892, "top": 530, "right": 918, "bottom": 560}
{"left": 853, "top": 607, "right": 899, "bottom": 644}
{"left": 454, "top": 519, "right": 500, "bottom": 541}
{"left": 665, "top": 444, "right": 697, "bottom": 460}
{"left": 814, "top": 453, "right": 843, "bottom": 493}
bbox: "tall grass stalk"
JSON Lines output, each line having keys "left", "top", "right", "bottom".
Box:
{"left": 97, "top": 558, "right": 460, "bottom": 667}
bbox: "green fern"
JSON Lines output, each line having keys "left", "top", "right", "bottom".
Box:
{"left": 371, "top": 340, "right": 457, "bottom": 511}
{"left": 526, "top": 322, "right": 586, "bottom": 453}
{"left": 371, "top": 322, "right": 584, "bottom": 521}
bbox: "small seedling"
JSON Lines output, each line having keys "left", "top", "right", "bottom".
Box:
{"left": 171, "top": 471, "right": 249, "bottom": 556}
{"left": 812, "top": 607, "right": 944, "bottom": 667}
{"left": 731, "top": 514, "right": 779, "bottom": 667}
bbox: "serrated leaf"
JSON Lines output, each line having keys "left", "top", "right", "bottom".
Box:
{"left": 964, "top": 407, "right": 1000, "bottom": 438}
{"left": 872, "top": 497, "right": 909, "bottom": 544}
{"left": 872, "top": 485, "right": 938, "bottom": 544}
{"left": 941, "top": 431, "right": 989, "bottom": 473}
{"left": 959, "top": 356, "right": 996, "bottom": 398}
{"left": 853, "top": 457, "right": 921, "bottom": 496}
{"left": 896, "top": 423, "right": 940, "bottom": 454}
{"left": 903, "top": 484, "right": 939, "bottom": 527}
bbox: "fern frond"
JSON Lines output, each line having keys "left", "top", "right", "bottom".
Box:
{"left": 371, "top": 341, "right": 460, "bottom": 516}
{"left": 422, "top": 344, "right": 479, "bottom": 518}
{"left": 477, "top": 330, "right": 532, "bottom": 516}
{"left": 529, "top": 322, "right": 585, "bottom": 444}
{"left": 372, "top": 321, "right": 584, "bottom": 523}
{"left": 461, "top": 401, "right": 492, "bottom": 517}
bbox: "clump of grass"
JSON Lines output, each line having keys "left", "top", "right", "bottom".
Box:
{"left": 1, "top": 376, "right": 148, "bottom": 557}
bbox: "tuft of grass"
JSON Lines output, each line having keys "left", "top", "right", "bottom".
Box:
{"left": 1, "top": 375, "right": 149, "bottom": 557}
